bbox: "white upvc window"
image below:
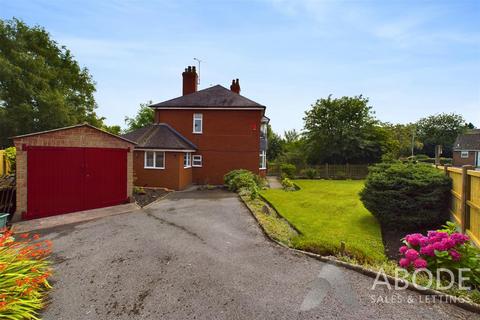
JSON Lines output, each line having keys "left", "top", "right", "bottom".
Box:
{"left": 144, "top": 151, "right": 165, "bottom": 169}
{"left": 259, "top": 150, "right": 266, "bottom": 169}
{"left": 260, "top": 123, "right": 267, "bottom": 137}
{"left": 192, "top": 155, "right": 202, "bottom": 167}
{"left": 184, "top": 152, "right": 192, "bottom": 168}
{"left": 193, "top": 113, "right": 203, "bottom": 134}
{"left": 461, "top": 151, "right": 469, "bottom": 158}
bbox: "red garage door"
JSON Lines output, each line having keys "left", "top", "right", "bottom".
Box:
{"left": 26, "top": 146, "right": 128, "bottom": 219}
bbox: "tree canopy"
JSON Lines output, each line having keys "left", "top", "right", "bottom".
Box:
{"left": 303, "top": 95, "right": 391, "bottom": 164}
{"left": 124, "top": 101, "right": 155, "bottom": 132}
{"left": 0, "top": 18, "right": 105, "bottom": 147}
{"left": 416, "top": 113, "right": 469, "bottom": 157}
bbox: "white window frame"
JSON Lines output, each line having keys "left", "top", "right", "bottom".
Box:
{"left": 260, "top": 123, "right": 267, "bottom": 136}
{"left": 192, "top": 155, "right": 202, "bottom": 167}
{"left": 259, "top": 150, "right": 267, "bottom": 169}
{"left": 144, "top": 151, "right": 165, "bottom": 169}
{"left": 460, "top": 151, "right": 469, "bottom": 158}
{"left": 184, "top": 152, "right": 192, "bottom": 168}
{"left": 193, "top": 113, "right": 203, "bottom": 134}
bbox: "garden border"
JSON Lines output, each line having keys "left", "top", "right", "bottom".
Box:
{"left": 239, "top": 194, "right": 480, "bottom": 314}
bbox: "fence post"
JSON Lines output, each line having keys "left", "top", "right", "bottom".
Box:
{"left": 461, "top": 165, "right": 474, "bottom": 233}
{"left": 346, "top": 163, "right": 350, "bottom": 179}
{"left": 325, "top": 163, "right": 329, "bottom": 179}
{"left": 443, "top": 164, "right": 450, "bottom": 176}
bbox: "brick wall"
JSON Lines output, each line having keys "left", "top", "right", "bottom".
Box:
{"left": 453, "top": 151, "right": 477, "bottom": 167}
{"left": 13, "top": 126, "right": 134, "bottom": 218}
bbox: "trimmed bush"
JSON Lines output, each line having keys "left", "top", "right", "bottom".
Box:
{"left": 281, "top": 178, "right": 296, "bottom": 191}
{"left": 359, "top": 162, "right": 451, "bottom": 229}
{"left": 280, "top": 163, "right": 296, "bottom": 179}
{"left": 304, "top": 168, "right": 317, "bottom": 179}
{"left": 224, "top": 169, "right": 263, "bottom": 199}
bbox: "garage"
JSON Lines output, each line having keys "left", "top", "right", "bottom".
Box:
{"left": 13, "top": 124, "right": 136, "bottom": 220}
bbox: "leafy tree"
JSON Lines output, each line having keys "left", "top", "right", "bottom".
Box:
{"left": 124, "top": 101, "right": 154, "bottom": 132}
{"left": 102, "top": 125, "right": 122, "bottom": 135}
{"left": 0, "top": 18, "right": 104, "bottom": 147}
{"left": 303, "top": 95, "right": 391, "bottom": 164}
{"left": 416, "top": 113, "right": 469, "bottom": 157}
{"left": 382, "top": 123, "right": 423, "bottom": 159}
{"left": 266, "top": 124, "right": 284, "bottom": 161}
{"left": 280, "top": 129, "right": 307, "bottom": 168}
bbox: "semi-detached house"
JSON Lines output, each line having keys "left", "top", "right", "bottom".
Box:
{"left": 122, "top": 66, "right": 269, "bottom": 190}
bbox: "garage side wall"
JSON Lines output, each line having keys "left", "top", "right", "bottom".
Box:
{"left": 13, "top": 126, "right": 134, "bottom": 218}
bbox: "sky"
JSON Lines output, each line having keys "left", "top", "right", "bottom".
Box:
{"left": 2, "top": 0, "right": 479, "bottom": 133}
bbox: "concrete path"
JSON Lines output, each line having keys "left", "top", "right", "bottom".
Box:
{"left": 267, "top": 176, "right": 282, "bottom": 189}
{"left": 13, "top": 203, "right": 139, "bottom": 233}
{"left": 39, "top": 190, "right": 476, "bottom": 319}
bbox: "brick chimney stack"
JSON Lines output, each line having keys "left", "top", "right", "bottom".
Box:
{"left": 182, "top": 66, "right": 198, "bottom": 95}
{"left": 230, "top": 79, "right": 240, "bottom": 94}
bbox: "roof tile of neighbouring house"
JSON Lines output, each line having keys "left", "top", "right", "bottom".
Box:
{"left": 149, "top": 85, "right": 266, "bottom": 109}
{"left": 121, "top": 123, "right": 197, "bottom": 150}
{"left": 453, "top": 130, "right": 480, "bottom": 151}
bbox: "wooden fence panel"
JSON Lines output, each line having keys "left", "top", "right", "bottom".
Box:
{"left": 446, "top": 167, "right": 463, "bottom": 224}
{"left": 467, "top": 170, "right": 480, "bottom": 245}
{"left": 438, "top": 165, "right": 480, "bottom": 246}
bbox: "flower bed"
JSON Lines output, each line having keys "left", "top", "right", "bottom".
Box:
{"left": 0, "top": 228, "right": 52, "bottom": 319}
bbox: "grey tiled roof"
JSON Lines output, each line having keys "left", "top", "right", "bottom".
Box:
{"left": 453, "top": 131, "right": 480, "bottom": 151}
{"left": 121, "top": 123, "right": 197, "bottom": 150}
{"left": 150, "top": 85, "right": 265, "bottom": 109}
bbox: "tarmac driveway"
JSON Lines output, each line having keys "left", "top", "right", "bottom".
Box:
{"left": 40, "top": 189, "right": 476, "bottom": 320}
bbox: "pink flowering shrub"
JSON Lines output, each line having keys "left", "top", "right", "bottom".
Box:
{"left": 398, "top": 222, "right": 480, "bottom": 288}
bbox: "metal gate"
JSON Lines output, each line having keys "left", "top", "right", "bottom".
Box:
{"left": 26, "top": 147, "right": 127, "bottom": 219}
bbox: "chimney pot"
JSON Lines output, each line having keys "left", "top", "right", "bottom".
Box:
{"left": 182, "top": 66, "right": 198, "bottom": 95}
{"left": 230, "top": 78, "right": 241, "bottom": 94}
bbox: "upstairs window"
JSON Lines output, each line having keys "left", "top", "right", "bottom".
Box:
{"left": 184, "top": 152, "right": 192, "bottom": 168}
{"left": 259, "top": 150, "right": 266, "bottom": 169}
{"left": 193, "top": 155, "right": 202, "bottom": 167}
{"left": 260, "top": 123, "right": 267, "bottom": 137}
{"left": 461, "top": 151, "right": 469, "bottom": 158}
{"left": 193, "top": 113, "right": 203, "bottom": 134}
{"left": 144, "top": 151, "right": 165, "bottom": 169}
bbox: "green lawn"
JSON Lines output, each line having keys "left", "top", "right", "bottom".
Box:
{"left": 261, "top": 180, "right": 386, "bottom": 263}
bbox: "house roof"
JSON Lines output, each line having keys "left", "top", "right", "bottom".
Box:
{"left": 453, "top": 130, "right": 480, "bottom": 151}
{"left": 121, "top": 123, "right": 197, "bottom": 151}
{"left": 149, "top": 85, "right": 266, "bottom": 109}
{"left": 11, "top": 123, "right": 137, "bottom": 145}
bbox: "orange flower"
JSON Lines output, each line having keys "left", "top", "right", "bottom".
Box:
{"left": 33, "top": 234, "right": 40, "bottom": 240}
{"left": 20, "top": 233, "right": 29, "bottom": 239}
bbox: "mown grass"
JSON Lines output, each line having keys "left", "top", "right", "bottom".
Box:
{"left": 261, "top": 179, "right": 386, "bottom": 264}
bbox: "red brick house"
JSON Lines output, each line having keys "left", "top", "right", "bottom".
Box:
{"left": 122, "top": 66, "right": 269, "bottom": 189}
{"left": 452, "top": 129, "right": 480, "bottom": 168}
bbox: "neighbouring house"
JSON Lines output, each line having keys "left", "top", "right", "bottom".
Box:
{"left": 12, "top": 124, "right": 136, "bottom": 220}
{"left": 122, "top": 66, "right": 269, "bottom": 189}
{"left": 452, "top": 129, "right": 480, "bottom": 167}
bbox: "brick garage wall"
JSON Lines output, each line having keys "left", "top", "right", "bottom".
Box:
{"left": 132, "top": 150, "right": 192, "bottom": 190}
{"left": 13, "top": 126, "right": 134, "bottom": 217}
{"left": 453, "top": 151, "right": 477, "bottom": 167}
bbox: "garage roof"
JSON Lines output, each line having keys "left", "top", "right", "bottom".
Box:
{"left": 121, "top": 123, "right": 197, "bottom": 151}
{"left": 11, "top": 123, "right": 137, "bottom": 144}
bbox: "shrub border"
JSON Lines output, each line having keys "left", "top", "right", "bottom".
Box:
{"left": 239, "top": 194, "right": 480, "bottom": 314}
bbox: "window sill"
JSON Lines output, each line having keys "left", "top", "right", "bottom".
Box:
{"left": 192, "top": 132, "right": 203, "bottom": 134}
{"left": 144, "top": 167, "right": 165, "bottom": 170}
{"left": 192, "top": 165, "right": 202, "bottom": 167}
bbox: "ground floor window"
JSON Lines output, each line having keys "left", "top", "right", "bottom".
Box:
{"left": 193, "top": 155, "right": 202, "bottom": 167}
{"left": 461, "top": 151, "right": 469, "bottom": 158}
{"left": 184, "top": 152, "right": 192, "bottom": 168}
{"left": 144, "top": 151, "right": 165, "bottom": 169}
{"left": 259, "top": 150, "right": 266, "bottom": 169}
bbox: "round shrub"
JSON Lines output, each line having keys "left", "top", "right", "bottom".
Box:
{"left": 359, "top": 162, "right": 451, "bottom": 229}
{"left": 224, "top": 169, "right": 263, "bottom": 199}
{"left": 280, "top": 163, "right": 296, "bottom": 179}
{"left": 304, "top": 168, "right": 317, "bottom": 179}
